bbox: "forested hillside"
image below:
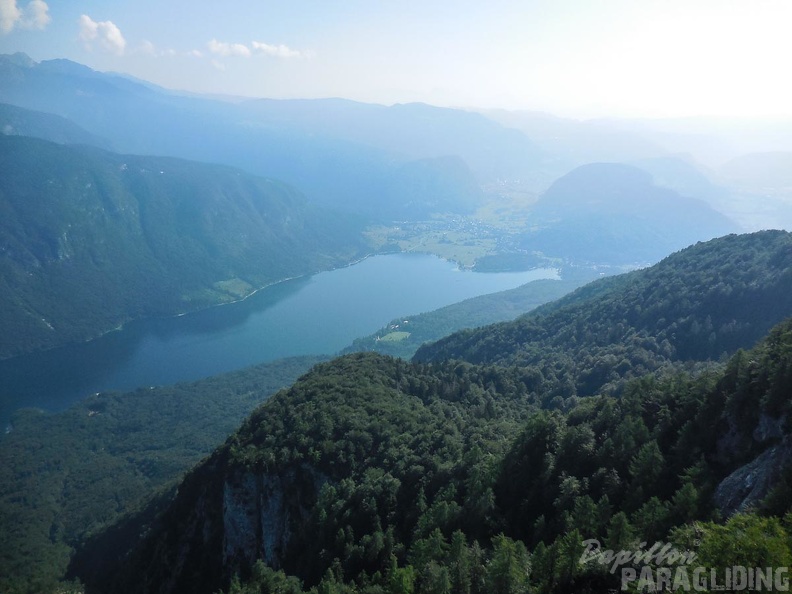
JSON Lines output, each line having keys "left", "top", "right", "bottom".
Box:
{"left": 344, "top": 274, "right": 600, "bottom": 359}
{"left": 0, "top": 356, "right": 325, "bottom": 594}
{"left": 57, "top": 230, "right": 792, "bottom": 594}
{"left": 0, "top": 135, "right": 365, "bottom": 358}
{"left": 76, "top": 315, "right": 792, "bottom": 594}
{"left": 416, "top": 231, "right": 792, "bottom": 402}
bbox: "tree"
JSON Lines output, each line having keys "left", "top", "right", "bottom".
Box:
{"left": 448, "top": 531, "right": 471, "bottom": 594}
{"left": 386, "top": 556, "right": 415, "bottom": 594}
{"left": 697, "top": 514, "right": 792, "bottom": 571}
{"left": 487, "top": 534, "right": 531, "bottom": 594}
{"left": 631, "top": 497, "right": 670, "bottom": 543}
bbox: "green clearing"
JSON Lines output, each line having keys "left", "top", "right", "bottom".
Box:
{"left": 213, "top": 278, "right": 255, "bottom": 300}
{"left": 378, "top": 331, "right": 410, "bottom": 342}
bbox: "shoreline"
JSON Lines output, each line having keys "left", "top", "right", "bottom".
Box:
{"left": 214, "top": 251, "right": 377, "bottom": 308}
{"left": 0, "top": 251, "right": 379, "bottom": 364}
{"left": 0, "top": 248, "right": 537, "bottom": 363}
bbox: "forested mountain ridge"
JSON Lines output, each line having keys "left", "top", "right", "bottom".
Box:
{"left": 0, "top": 135, "right": 366, "bottom": 359}
{"left": 74, "top": 313, "right": 792, "bottom": 594}
{"left": 415, "top": 231, "right": 792, "bottom": 400}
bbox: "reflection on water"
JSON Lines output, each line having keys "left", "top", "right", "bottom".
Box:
{"left": 0, "top": 254, "right": 557, "bottom": 424}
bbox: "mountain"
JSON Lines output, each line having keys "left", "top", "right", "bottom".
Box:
{"left": 0, "top": 54, "right": 539, "bottom": 218}
{"left": 416, "top": 231, "right": 792, "bottom": 399}
{"left": 70, "top": 353, "right": 540, "bottom": 593}
{"left": 0, "top": 231, "right": 787, "bottom": 592}
{"left": 0, "top": 135, "right": 365, "bottom": 359}
{"left": 72, "top": 313, "right": 792, "bottom": 594}
{"left": 0, "top": 102, "right": 111, "bottom": 148}
{"left": 523, "top": 163, "right": 738, "bottom": 263}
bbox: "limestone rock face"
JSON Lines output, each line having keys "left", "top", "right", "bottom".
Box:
{"left": 222, "top": 465, "right": 327, "bottom": 571}
{"left": 714, "top": 436, "right": 792, "bottom": 518}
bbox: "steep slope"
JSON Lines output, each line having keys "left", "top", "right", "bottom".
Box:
{"left": 0, "top": 135, "right": 365, "bottom": 358}
{"left": 416, "top": 231, "right": 792, "bottom": 399}
{"left": 524, "top": 163, "right": 738, "bottom": 263}
{"left": 0, "top": 356, "right": 324, "bottom": 594}
{"left": 72, "top": 354, "right": 535, "bottom": 593}
{"left": 73, "top": 316, "right": 792, "bottom": 594}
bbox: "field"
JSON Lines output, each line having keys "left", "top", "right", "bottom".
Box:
{"left": 378, "top": 331, "right": 411, "bottom": 342}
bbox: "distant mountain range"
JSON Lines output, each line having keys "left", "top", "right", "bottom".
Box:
{"left": 0, "top": 53, "right": 536, "bottom": 218}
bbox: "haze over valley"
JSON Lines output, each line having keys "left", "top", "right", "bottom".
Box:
{"left": 2, "top": 2, "right": 792, "bottom": 593}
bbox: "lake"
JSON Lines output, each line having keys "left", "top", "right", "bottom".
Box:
{"left": 0, "top": 253, "right": 557, "bottom": 424}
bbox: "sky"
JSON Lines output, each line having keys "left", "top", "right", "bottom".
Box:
{"left": 1, "top": 0, "right": 792, "bottom": 119}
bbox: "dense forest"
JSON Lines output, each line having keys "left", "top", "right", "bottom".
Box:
{"left": 416, "top": 231, "right": 792, "bottom": 403}
{"left": 0, "top": 356, "right": 325, "bottom": 594}
{"left": 76, "top": 316, "right": 792, "bottom": 594}
{"left": 0, "top": 135, "right": 365, "bottom": 358}
{"left": 38, "top": 230, "right": 789, "bottom": 594}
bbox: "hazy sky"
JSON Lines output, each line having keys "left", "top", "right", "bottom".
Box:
{"left": 1, "top": 0, "right": 791, "bottom": 118}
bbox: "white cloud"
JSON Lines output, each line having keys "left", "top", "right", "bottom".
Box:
{"left": 20, "top": 0, "right": 48, "bottom": 29}
{"left": 252, "top": 41, "right": 304, "bottom": 59}
{"left": 139, "top": 39, "right": 156, "bottom": 56}
{"left": 0, "top": 0, "right": 49, "bottom": 34}
{"left": 137, "top": 40, "right": 177, "bottom": 58}
{"left": 207, "top": 39, "right": 251, "bottom": 58}
{"left": 210, "top": 59, "right": 226, "bottom": 71}
{"left": 79, "top": 14, "right": 126, "bottom": 55}
{"left": 204, "top": 39, "right": 307, "bottom": 62}
{"left": 0, "top": 0, "right": 21, "bottom": 34}
{"left": 188, "top": 49, "right": 203, "bottom": 58}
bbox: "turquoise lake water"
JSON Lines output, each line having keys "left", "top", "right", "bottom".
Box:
{"left": 0, "top": 253, "right": 557, "bottom": 424}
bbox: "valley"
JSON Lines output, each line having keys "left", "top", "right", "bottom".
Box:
{"left": 0, "top": 37, "right": 791, "bottom": 594}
